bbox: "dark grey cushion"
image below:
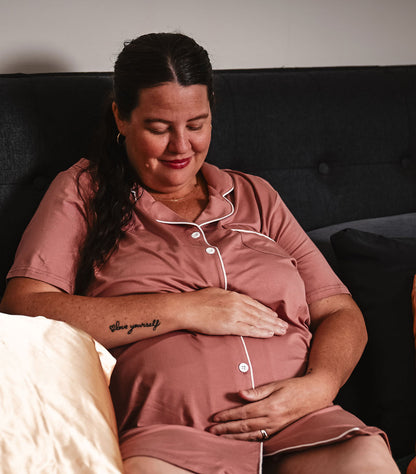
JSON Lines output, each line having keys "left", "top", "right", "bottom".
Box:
{"left": 330, "top": 228, "right": 416, "bottom": 458}
{"left": 308, "top": 213, "right": 416, "bottom": 268}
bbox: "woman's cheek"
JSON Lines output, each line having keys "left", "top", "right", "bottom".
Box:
{"left": 193, "top": 132, "right": 211, "bottom": 152}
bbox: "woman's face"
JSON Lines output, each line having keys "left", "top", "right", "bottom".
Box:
{"left": 113, "top": 82, "right": 212, "bottom": 195}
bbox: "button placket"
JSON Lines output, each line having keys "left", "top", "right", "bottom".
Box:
{"left": 186, "top": 225, "right": 227, "bottom": 289}
{"left": 238, "top": 362, "right": 249, "bottom": 373}
{"left": 189, "top": 229, "right": 216, "bottom": 254}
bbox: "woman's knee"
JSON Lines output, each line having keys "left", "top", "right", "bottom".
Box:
{"left": 268, "top": 435, "right": 399, "bottom": 474}
{"left": 346, "top": 436, "right": 399, "bottom": 473}
{"left": 123, "top": 456, "right": 191, "bottom": 474}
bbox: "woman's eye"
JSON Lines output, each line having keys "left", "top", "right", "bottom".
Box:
{"left": 149, "top": 128, "right": 168, "bottom": 135}
{"left": 187, "top": 124, "right": 203, "bottom": 131}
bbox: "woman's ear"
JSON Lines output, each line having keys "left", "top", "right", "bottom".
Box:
{"left": 112, "top": 102, "right": 127, "bottom": 135}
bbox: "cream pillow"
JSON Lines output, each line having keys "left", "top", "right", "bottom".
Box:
{"left": 0, "top": 313, "right": 123, "bottom": 474}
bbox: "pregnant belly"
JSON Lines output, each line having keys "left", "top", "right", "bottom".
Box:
{"left": 110, "top": 328, "right": 310, "bottom": 434}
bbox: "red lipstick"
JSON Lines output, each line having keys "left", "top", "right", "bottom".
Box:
{"left": 160, "top": 158, "right": 191, "bottom": 169}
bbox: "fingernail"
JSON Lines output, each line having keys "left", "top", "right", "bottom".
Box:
{"left": 276, "top": 324, "right": 287, "bottom": 335}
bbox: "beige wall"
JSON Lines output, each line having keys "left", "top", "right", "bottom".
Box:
{"left": 1, "top": 0, "right": 416, "bottom": 73}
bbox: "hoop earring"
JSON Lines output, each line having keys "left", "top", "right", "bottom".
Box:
{"left": 116, "top": 132, "right": 124, "bottom": 145}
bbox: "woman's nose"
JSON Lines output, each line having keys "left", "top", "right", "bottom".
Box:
{"left": 168, "top": 131, "right": 191, "bottom": 154}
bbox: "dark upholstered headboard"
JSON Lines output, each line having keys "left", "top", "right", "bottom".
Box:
{"left": 1, "top": 66, "right": 416, "bottom": 296}
{"left": 210, "top": 67, "right": 416, "bottom": 229}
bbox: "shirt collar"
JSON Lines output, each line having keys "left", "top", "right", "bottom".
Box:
{"left": 200, "top": 162, "right": 234, "bottom": 197}
{"left": 134, "top": 162, "right": 235, "bottom": 225}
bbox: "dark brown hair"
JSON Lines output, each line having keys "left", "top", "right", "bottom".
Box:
{"left": 75, "top": 33, "right": 213, "bottom": 294}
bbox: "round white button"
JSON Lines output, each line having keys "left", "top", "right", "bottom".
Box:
{"left": 205, "top": 247, "right": 215, "bottom": 254}
{"left": 191, "top": 231, "right": 201, "bottom": 239}
{"left": 238, "top": 362, "right": 249, "bottom": 373}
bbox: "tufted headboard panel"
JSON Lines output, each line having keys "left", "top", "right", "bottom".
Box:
{"left": 208, "top": 67, "right": 416, "bottom": 229}
{"left": 1, "top": 66, "right": 415, "bottom": 296}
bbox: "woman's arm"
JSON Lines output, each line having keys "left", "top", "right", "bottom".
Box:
{"left": 209, "top": 293, "right": 367, "bottom": 440}
{"left": 305, "top": 292, "right": 367, "bottom": 400}
{"left": 0, "top": 277, "right": 288, "bottom": 349}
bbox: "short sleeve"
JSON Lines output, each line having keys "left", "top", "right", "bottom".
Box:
{"left": 245, "top": 175, "right": 350, "bottom": 304}
{"left": 7, "top": 160, "right": 90, "bottom": 294}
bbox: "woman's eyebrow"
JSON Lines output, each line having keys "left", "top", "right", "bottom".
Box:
{"left": 143, "top": 118, "right": 170, "bottom": 124}
{"left": 187, "top": 113, "right": 210, "bottom": 122}
{"left": 143, "top": 113, "right": 210, "bottom": 124}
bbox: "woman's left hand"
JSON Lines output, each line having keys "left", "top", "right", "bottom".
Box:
{"left": 209, "top": 294, "right": 367, "bottom": 441}
{"left": 208, "top": 373, "right": 335, "bottom": 441}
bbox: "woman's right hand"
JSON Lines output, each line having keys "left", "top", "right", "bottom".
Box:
{"left": 0, "top": 279, "right": 287, "bottom": 348}
{"left": 179, "top": 287, "right": 288, "bottom": 338}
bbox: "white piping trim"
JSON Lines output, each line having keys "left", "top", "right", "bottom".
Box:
{"left": 155, "top": 185, "right": 235, "bottom": 228}
{"left": 153, "top": 221, "right": 229, "bottom": 290}
{"left": 156, "top": 219, "right": 198, "bottom": 226}
{"left": 239, "top": 336, "right": 255, "bottom": 389}
{"left": 199, "top": 186, "right": 235, "bottom": 227}
{"left": 230, "top": 228, "right": 275, "bottom": 242}
{"left": 155, "top": 188, "right": 234, "bottom": 290}
{"left": 263, "top": 427, "right": 362, "bottom": 457}
{"left": 198, "top": 227, "right": 229, "bottom": 291}
{"left": 214, "top": 246, "right": 228, "bottom": 290}
{"left": 259, "top": 442, "right": 263, "bottom": 474}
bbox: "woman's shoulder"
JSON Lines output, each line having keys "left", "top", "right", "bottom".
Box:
{"left": 56, "top": 158, "right": 92, "bottom": 181}
{"left": 226, "top": 168, "right": 274, "bottom": 188}
{"left": 50, "top": 158, "right": 94, "bottom": 195}
{"left": 204, "top": 162, "right": 279, "bottom": 197}
{"left": 222, "top": 167, "right": 283, "bottom": 206}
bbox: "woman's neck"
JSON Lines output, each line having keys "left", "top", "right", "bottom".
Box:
{"left": 150, "top": 174, "right": 209, "bottom": 222}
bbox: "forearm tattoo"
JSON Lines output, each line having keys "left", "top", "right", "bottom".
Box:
{"left": 109, "top": 319, "right": 161, "bottom": 334}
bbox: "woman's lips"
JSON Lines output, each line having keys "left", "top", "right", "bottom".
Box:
{"left": 160, "top": 158, "right": 191, "bottom": 169}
